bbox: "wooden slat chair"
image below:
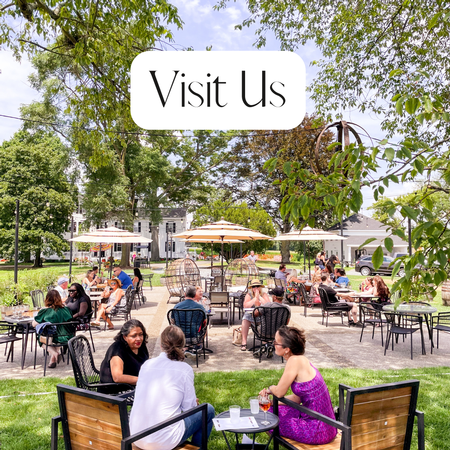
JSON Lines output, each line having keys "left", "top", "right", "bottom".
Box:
{"left": 51, "top": 384, "right": 208, "bottom": 450}
{"left": 209, "top": 291, "right": 231, "bottom": 327}
{"left": 273, "top": 379, "right": 424, "bottom": 450}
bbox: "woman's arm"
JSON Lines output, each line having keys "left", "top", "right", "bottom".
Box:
{"left": 110, "top": 356, "right": 138, "bottom": 385}
{"left": 106, "top": 289, "right": 124, "bottom": 312}
{"left": 244, "top": 292, "right": 262, "bottom": 308}
{"left": 265, "top": 357, "right": 302, "bottom": 398}
{"left": 73, "top": 301, "right": 88, "bottom": 320}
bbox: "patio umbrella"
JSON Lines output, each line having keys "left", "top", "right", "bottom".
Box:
{"left": 69, "top": 227, "right": 152, "bottom": 278}
{"left": 173, "top": 220, "right": 271, "bottom": 288}
{"left": 273, "top": 227, "right": 347, "bottom": 278}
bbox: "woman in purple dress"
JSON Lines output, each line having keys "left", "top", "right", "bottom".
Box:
{"left": 260, "top": 326, "right": 337, "bottom": 445}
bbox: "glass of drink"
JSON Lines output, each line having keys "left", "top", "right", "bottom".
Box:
{"left": 229, "top": 405, "right": 240, "bottom": 425}
{"left": 249, "top": 397, "right": 259, "bottom": 415}
{"left": 258, "top": 394, "right": 271, "bottom": 425}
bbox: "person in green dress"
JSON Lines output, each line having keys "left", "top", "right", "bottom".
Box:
{"left": 32, "top": 290, "right": 74, "bottom": 369}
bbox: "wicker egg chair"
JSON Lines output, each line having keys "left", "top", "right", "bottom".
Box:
{"left": 224, "top": 258, "right": 259, "bottom": 291}
{"left": 165, "top": 258, "right": 201, "bottom": 303}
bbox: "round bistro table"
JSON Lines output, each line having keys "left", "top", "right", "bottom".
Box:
{"left": 215, "top": 409, "right": 279, "bottom": 450}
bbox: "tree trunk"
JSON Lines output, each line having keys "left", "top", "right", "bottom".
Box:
{"left": 24, "top": 250, "right": 32, "bottom": 264}
{"left": 33, "top": 249, "right": 42, "bottom": 268}
{"left": 280, "top": 216, "right": 292, "bottom": 263}
{"left": 120, "top": 243, "right": 130, "bottom": 268}
{"left": 151, "top": 226, "right": 160, "bottom": 261}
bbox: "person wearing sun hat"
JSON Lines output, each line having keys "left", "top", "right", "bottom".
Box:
{"left": 239, "top": 279, "right": 271, "bottom": 351}
{"left": 91, "top": 277, "right": 125, "bottom": 329}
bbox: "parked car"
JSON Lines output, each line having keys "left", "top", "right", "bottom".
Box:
{"left": 355, "top": 255, "right": 405, "bottom": 277}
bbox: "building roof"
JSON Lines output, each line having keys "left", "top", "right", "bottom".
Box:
{"left": 328, "top": 213, "right": 390, "bottom": 232}
{"left": 162, "top": 208, "right": 187, "bottom": 219}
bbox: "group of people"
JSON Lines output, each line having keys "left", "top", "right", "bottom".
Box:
{"left": 97, "top": 317, "right": 337, "bottom": 449}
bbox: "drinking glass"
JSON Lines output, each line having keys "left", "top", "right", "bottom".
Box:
{"left": 250, "top": 397, "right": 259, "bottom": 415}
{"left": 258, "top": 394, "right": 272, "bottom": 425}
{"left": 229, "top": 405, "right": 240, "bottom": 425}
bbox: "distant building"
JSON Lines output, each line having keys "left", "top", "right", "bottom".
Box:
{"left": 325, "top": 214, "right": 408, "bottom": 263}
{"left": 46, "top": 208, "right": 188, "bottom": 261}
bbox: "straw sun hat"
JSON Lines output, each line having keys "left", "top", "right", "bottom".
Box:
{"left": 249, "top": 279, "right": 265, "bottom": 288}
{"left": 107, "top": 278, "right": 122, "bottom": 288}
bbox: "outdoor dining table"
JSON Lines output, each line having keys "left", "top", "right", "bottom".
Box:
{"left": 3, "top": 314, "right": 35, "bottom": 369}
{"left": 336, "top": 290, "right": 380, "bottom": 322}
{"left": 88, "top": 290, "right": 104, "bottom": 316}
{"left": 383, "top": 303, "right": 437, "bottom": 355}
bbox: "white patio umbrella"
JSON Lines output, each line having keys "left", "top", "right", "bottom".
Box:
{"left": 174, "top": 220, "right": 271, "bottom": 288}
{"left": 273, "top": 227, "right": 346, "bottom": 277}
{"left": 69, "top": 227, "right": 152, "bottom": 277}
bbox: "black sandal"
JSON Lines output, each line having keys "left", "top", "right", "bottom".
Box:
{"left": 240, "top": 345, "right": 247, "bottom": 351}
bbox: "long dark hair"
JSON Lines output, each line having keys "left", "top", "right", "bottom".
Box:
{"left": 277, "top": 325, "right": 306, "bottom": 355}
{"left": 69, "top": 282, "right": 88, "bottom": 299}
{"left": 115, "top": 319, "right": 148, "bottom": 344}
{"left": 373, "top": 275, "right": 390, "bottom": 299}
{"left": 133, "top": 268, "right": 143, "bottom": 280}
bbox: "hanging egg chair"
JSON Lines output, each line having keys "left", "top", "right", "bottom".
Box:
{"left": 224, "top": 258, "right": 259, "bottom": 291}
{"left": 165, "top": 258, "right": 201, "bottom": 303}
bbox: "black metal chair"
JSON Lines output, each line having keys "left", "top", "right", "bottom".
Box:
{"left": 272, "top": 380, "right": 424, "bottom": 450}
{"left": 30, "top": 289, "right": 45, "bottom": 308}
{"left": 34, "top": 321, "right": 77, "bottom": 376}
{"left": 106, "top": 286, "right": 135, "bottom": 329}
{"left": 51, "top": 384, "right": 208, "bottom": 450}
{"left": 359, "top": 302, "right": 387, "bottom": 346}
{"left": 167, "top": 308, "right": 208, "bottom": 367}
{"left": 67, "top": 335, "right": 134, "bottom": 397}
{"left": 384, "top": 312, "right": 424, "bottom": 360}
{"left": 0, "top": 321, "right": 21, "bottom": 362}
{"left": 299, "top": 283, "right": 320, "bottom": 317}
{"left": 250, "top": 306, "right": 291, "bottom": 362}
{"left": 318, "top": 287, "right": 350, "bottom": 327}
{"left": 74, "top": 311, "right": 95, "bottom": 352}
{"left": 431, "top": 311, "right": 450, "bottom": 354}
{"left": 134, "top": 279, "right": 145, "bottom": 307}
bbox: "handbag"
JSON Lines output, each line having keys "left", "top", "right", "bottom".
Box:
{"left": 232, "top": 327, "right": 242, "bottom": 346}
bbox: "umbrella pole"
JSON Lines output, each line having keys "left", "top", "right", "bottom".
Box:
{"left": 99, "top": 242, "right": 102, "bottom": 276}
{"left": 210, "top": 242, "right": 213, "bottom": 273}
{"left": 221, "top": 237, "right": 224, "bottom": 290}
{"left": 303, "top": 241, "right": 306, "bottom": 274}
{"left": 110, "top": 245, "right": 113, "bottom": 278}
{"left": 308, "top": 241, "right": 311, "bottom": 279}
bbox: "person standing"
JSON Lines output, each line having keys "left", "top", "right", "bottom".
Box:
{"left": 247, "top": 250, "right": 258, "bottom": 263}
{"left": 327, "top": 254, "right": 340, "bottom": 271}
{"left": 112, "top": 265, "right": 133, "bottom": 289}
{"left": 129, "top": 325, "right": 215, "bottom": 450}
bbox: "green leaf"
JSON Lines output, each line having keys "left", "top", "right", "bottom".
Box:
{"left": 384, "top": 237, "right": 394, "bottom": 252}
{"left": 385, "top": 148, "right": 395, "bottom": 162}
{"left": 391, "top": 260, "right": 402, "bottom": 278}
{"left": 389, "top": 69, "right": 404, "bottom": 78}
{"left": 372, "top": 246, "right": 384, "bottom": 270}
{"left": 358, "top": 237, "right": 377, "bottom": 249}
{"left": 401, "top": 205, "right": 419, "bottom": 221}
{"left": 405, "top": 98, "right": 420, "bottom": 115}
{"left": 395, "top": 97, "right": 405, "bottom": 115}
{"left": 437, "top": 250, "right": 447, "bottom": 267}
{"left": 283, "top": 162, "right": 292, "bottom": 176}
{"left": 428, "top": 11, "right": 442, "bottom": 29}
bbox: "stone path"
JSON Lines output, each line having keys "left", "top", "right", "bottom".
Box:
{"left": 2, "top": 286, "right": 450, "bottom": 380}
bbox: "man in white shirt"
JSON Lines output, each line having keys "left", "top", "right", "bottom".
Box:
{"left": 247, "top": 250, "right": 258, "bottom": 263}
{"left": 54, "top": 277, "right": 69, "bottom": 301}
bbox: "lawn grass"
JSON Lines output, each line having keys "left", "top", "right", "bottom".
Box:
{"left": 1, "top": 367, "right": 449, "bottom": 449}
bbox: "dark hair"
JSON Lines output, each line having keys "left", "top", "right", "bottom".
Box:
{"left": 86, "top": 269, "right": 93, "bottom": 277}
{"left": 92, "top": 266, "right": 98, "bottom": 271}
{"left": 115, "top": 319, "right": 148, "bottom": 344}
{"left": 161, "top": 325, "right": 185, "bottom": 361}
{"left": 277, "top": 325, "right": 306, "bottom": 355}
{"left": 69, "top": 282, "right": 87, "bottom": 299}
{"left": 373, "top": 275, "right": 390, "bottom": 298}
{"left": 325, "top": 263, "right": 333, "bottom": 274}
{"left": 45, "top": 290, "right": 64, "bottom": 310}
{"left": 184, "top": 285, "right": 197, "bottom": 298}
{"left": 279, "top": 264, "right": 286, "bottom": 271}
{"left": 133, "top": 268, "right": 142, "bottom": 279}
{"left": 337, "top": 268, "right": 346, "bottom": 276}
{"left": 321, "top": 274, "right": 329, "bottom": 282}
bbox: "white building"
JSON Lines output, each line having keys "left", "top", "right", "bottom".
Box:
{"left": 324, "top": 214, "right": 408, "bottom": 263}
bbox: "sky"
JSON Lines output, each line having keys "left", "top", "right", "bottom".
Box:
{"left": 0, "top": 0, "right": 416, "bottom": 214}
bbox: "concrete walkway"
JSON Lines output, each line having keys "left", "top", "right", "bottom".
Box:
{"left": 1, "top": 286, "right": 450, "bottom": 380}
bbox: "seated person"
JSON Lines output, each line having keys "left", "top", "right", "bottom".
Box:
{"left": 334, "top": 268, "right": 350, "bottom": 287}
{"left": 130, "top": 325, "right": 215, "bottom": 450}
{"left": 360, "top": 277, "right": 373, "bottom": 292}
{"left": 275, "top": 264, "right": 288, "bottom": 282}
{"left": 32, "top": 290, "right": 75, "bottom": 369}
{"left": 368, "top": 275, "right": 391, "bottom": 310}
{"left": 314, "top": 252, "right": 326, "bottom": 270}
{"left": 173, "top": 286, "right": 206, "bottom": 347}
{"left": 286, "top": 269, "right": 303, "bottom": 303}
{"left": 82, "top": 270, "right": 97, "bottom": 289}
{"left": 260, "top": 326, "right": 337, "bottom": 445}
{"left": 92, "top": 266, "right": 103, "bottom": 283}
{"left": 311, "top": 266, "right": 322, "bottom": 283}
{"left": 65, "top": 283, "right": 92, "bottom": 322}
{"left": 240, "top": 279, "right": 271, "bottom": 351}
{"left": 112, "top": 265, "right": 133, "bottom": 289}
{"left": 319, "top": 274, "right": 360, "bottom": 326}
{"left": 132, "top": 267, "right": 143, "bottom": 287}
{"left": 54, "top": 276, "right": 69, "bottom": 302}
{"left": 324, "top": 263, "right": 335, "bottom": 282}
{"left": 91, "top": 278, "right": 125, "bottom": 329}
{"left": 99, "top": 319, "right": 149, "bottom": 394}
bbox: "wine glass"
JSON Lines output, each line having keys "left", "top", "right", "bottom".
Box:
{"left": 258, "top": 394, "right": 272, "bottom": 425}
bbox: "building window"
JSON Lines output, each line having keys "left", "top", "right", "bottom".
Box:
{"left": 138, "top": 222, "right": 141, "bottom": 232}
{"left": 166, "top": 222, "right": 176, "bottom": 233}
{"left": 114, "top": 243, "right": 122, "bottom": 252}
{"left": 165, "top": 241, "right": 176, "bottom": 252}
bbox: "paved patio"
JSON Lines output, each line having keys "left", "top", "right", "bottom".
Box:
{"left": 1, "top": 283, "right": 450, "bottom": 380}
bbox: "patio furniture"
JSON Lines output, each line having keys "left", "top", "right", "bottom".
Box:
{"left": 34, "top": 320, "right": 77, "bottom": 376}
{"left": 74, "top": 311, "right": 95, "bottom": 352}
{"left": 167, "top": 308, "right": 208, "bottom": 367}
{"left": 298, "top": 282, "right": 320, "bottom": 316}
{"left": 67, "top": 335, "right": 134, "bottom": 397}
{"left": 209, "top": 291, "right": 231, "bottom": 327}
{"left": 142, "top": 273, "right": 153, "bottom": 289}
{"left": 51, "top": 384, "right": 208, "bottom": 450}
{"left": 250, "top": 306, "right": 291, "bottom": 362}
{"left": 166, "top": 258, "right": 201, "bottom": 303}
{"left": 224, "top": 258, "right": 259, "bottom": 291}
{"left": 134, "top": 279, "right": 145, "bottom": 307}
{"left": 431, "top": 311, "right": 450, "bottom": 353}
{"left": 30, "top": 289, "right": 45, "bottom": 308}
{"left": 0, "top": 321, "right": 21, "bottom": 363}
{"left": 359, "top": 302, "right": 387, "bottom": 346}
{"left": 272, "top": 379, "right": 424, "bottom": 450}
{"left": 318, "top": 287, "right": 349, "bottom": 327}
{"left": 384, "top": 312, "right": 424, "bottom": 360}
{"left": 105, "top": 286, "right": 135, "bottom": 329}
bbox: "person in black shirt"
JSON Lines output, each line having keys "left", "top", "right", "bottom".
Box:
{"left": 65, "top": 283, "right": 92, "bottom": 322}
{"left": 327, "top": 254, "right": 340, "bottom": 271}
{"left": 100, "top": 319, "right": 149, "bottom": 394}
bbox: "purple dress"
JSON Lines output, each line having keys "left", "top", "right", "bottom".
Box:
{"left": 270, "top": 364, "right": 337, "bottom": 445}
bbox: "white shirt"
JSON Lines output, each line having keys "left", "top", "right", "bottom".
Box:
{"left": 129, "top": 352, "right": 197, "bottom": 450}
{"left": 247, "top": 254, "right": 257, "bottom": 263}
{"left": 54, "top": 285, "right": 68, "bottom": 300}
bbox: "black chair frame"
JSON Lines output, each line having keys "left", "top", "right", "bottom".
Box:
{"left": 359, "top": 302, "right": 387, "bottom": 346}
{"left": 105, "top": 286, "right": 135, "bottom": 329}
{"left": 431, "top": 311, "right": 450, "bottom": 353}
{"left": 318, "top": 287, "right": 350, "bottom": 327}
{"left": 0, "top": 321, "right": 21, "bottom": 363}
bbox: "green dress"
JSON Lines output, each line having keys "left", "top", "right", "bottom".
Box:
{"left": 34, "top": 307, "right": 74, "bottom": 346}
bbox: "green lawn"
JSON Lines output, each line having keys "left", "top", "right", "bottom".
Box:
{"left": 0, "top": 367, "right": 448, "bottom": 449}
